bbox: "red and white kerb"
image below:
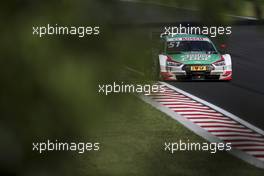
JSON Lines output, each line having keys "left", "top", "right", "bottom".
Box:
{"left": 146, "top": 85, "right": 264, "bottom": 162}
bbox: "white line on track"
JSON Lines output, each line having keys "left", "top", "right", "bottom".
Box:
{"left": 212, "top": 132, "right": 262, "bottom": 137}
{"left": 219, "top": 136, "right": 264, "bottom": 142}
{"left": 235, "top": 146, "right": 264, "bottom": 150}
{"left": 170, "top": 108, "right": 216, "bottom": 112}
{"left": 177, "top": 111, "right": 224, "bottom": 116}
{"left": 197, "top": 123, "right": 244, "bottom": 128}
{"left": 160, "top": 102, "right": 203, "bottom": 105}
{"left": 185, "top": 116, "right": 231, "bottom": 120}
{"left": 230, "top": 141, "right": 264, "bottom": 145}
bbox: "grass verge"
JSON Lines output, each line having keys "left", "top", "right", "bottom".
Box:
{"left": 77, "top": 95, "right": 264, "bottom": 175}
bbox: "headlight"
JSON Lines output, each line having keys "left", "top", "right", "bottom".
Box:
{"left": 166, "top": 56, "right": 182, "bottom": 67}
{"left": 213, "top": 56, "right": 225, "bottom": 66}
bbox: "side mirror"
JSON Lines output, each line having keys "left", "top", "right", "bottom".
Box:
{"left": 219, "top": 44, "right": 228, "bottom": 53}
{"left": 220, "top": 44, "right": 227, "bottom": 49}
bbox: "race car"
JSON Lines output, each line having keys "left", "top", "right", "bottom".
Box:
{"left": 158, "top": 34, "right": 232, "bottom": 81}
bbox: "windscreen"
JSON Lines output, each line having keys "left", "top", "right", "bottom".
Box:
{"left": 166, "top": 41, "right": 217, "bottom": 54}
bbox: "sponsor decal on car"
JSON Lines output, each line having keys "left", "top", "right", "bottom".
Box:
{"left": 181, "top": 54, "right": 211, "bottom": 61}
{"left": 167, "top": 37, "right": 210, "bottom": 42}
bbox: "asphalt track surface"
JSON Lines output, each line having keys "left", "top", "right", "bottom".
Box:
{"left": 170, "top": 27, "right": 264, "bottom": 130}
{"left": 114, "top": 1, "right": 264, "bottom": 130}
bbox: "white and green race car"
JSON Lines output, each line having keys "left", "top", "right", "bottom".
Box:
{"left": 158, "top": 34, "right": 232, "bottom": 81}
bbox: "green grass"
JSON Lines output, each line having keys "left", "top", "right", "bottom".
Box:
{"left": 77, "top": 96, "right": 264, "bottom": 176}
